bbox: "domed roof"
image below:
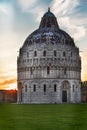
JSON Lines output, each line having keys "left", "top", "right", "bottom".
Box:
{"left": 39, "top": 8, "right": 59, "bottom": 29}
{"left": 23, "top": 8, "right": 75, "bottom": 47}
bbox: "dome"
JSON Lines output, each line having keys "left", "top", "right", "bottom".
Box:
{"left": 39, "top": 8, "right": 59, "bottom": 29}
{"left": 23, "top": 9, "right": 75, "bottom": 47}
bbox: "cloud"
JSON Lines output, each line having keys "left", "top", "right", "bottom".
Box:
{"left": 0, "top": 66, "right": 17, "bottom": 90}
{"left": 49, "top": 0, "right": 87, "bottom": 42}
{"left": 22, "top": 0, "right": 86, "bottom": 42}
{"left": 0, "top": 2, "right": 14, "bottom": 35}
{"left": 0, "top": 33, "right": 18, "bottom": 73}
{"left": 50, "top": 0, "right": 87, "bottom": 81}
{"left": 80, "top": 51, "right": 87, "bottom": 81}
{"left": 58, "top": 17, "right": 86, "bottom": 41}
{"left": 17, "top": 0, "right": 38, "bottom": 11}
{"left": 26, "top": 0, "right": 86, "bottom": 42}
{"left": 0, "top": 78, "right": 17, "bottom": 86}
{"left": 0, "top": 3, "right": 13, "bottom": 16}
{"left": 17, "top": 0, "right": 46, "bottom": 23}
{"left": 50, "top": 0, "right": 80, "bottom": 16}
{"left": 17, "top": 0, "right": 48, "bottom": 22}
{"left": 29, "top": 6, "right": 45, "bottom": 22}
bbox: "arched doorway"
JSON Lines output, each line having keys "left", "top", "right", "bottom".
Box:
{"left": 61, "top": 81, "right": 70, "bottom": 103}
{"left": 62, "top": 90, "right": 67, "bottom": 102}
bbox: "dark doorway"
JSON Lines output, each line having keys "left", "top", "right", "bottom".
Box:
{"left": 62, "top": 90, "right": 67, "bottom": 102}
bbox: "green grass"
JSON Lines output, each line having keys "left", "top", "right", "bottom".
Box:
{"left": 0, "top": 104, "right": 87, "bottom": 130}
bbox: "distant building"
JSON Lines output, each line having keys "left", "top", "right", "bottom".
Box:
{"left": 0, "top": 90, "right": 17, "bottom": 103}
{"left": 17, "top": 9, "right": 81, "bottom": 104}
{"left": 81, "top": 81, "right": 87, "bottom": 102}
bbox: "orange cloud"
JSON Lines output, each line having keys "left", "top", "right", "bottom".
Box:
{"left": 80, "top": 51, "right": 87, "bottom": 81}
{"left": 0, "top": 78, "right": 17, "bottom": 86}
{"left": 0, "top": 78, "right": 17, "bottom": 90}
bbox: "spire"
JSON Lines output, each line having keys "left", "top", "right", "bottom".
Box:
{"left": 48, "top": 7, "right": 50, "bottom": 12}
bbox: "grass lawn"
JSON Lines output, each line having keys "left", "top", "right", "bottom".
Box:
{"left": 0, "top": 104, "right": 87, "bottom": 130}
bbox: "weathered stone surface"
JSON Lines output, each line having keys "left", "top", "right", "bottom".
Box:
{"left": 17, "top": 9, "right": 81, "bottom": 104}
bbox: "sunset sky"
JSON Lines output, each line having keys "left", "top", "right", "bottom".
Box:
{"left": 0, "top": 0, "right": 87, "bottom": 90}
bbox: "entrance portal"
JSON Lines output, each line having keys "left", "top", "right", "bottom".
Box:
{"left": 61, "top": 81, "right": 70, "bottom": 103}
{"left": 62, "top": 90, "right": 67, "bottom": 102}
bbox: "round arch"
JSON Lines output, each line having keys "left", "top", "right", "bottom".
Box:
{"left": 61, "top": 80, "right": 70, "bottom": 103}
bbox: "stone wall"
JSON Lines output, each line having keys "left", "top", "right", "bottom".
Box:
{"left": 0, "top": 90, "right": 17, "bottom": 103}
{"left": 17, "top": 79, "right": 81, "bottom": 104}
{"left": 81, "top": 81, "right": 87, "bottom": 102}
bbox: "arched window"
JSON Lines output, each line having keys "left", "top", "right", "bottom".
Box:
{"left": 30, "top": 67, "right": 33, "bottom": 75}
{"left": 33, "top": 84, "right": 36, "bottom": 92}
{"left": 63, "top": 52, "right": 66, "bottom": 57}
{"left": 25, "top": 85, "right": 27, "bottom": 92}
{"left": 43, "top": 50, "right": 46, "bottom": 57}
{"left": 27, "top": 52, "right": 29, "bottom": 57}
{"left": 71, "top": 52, "right": 72, "bottom": 57}
{"left": 54, "top": 50, "right": 57, "bottom": 56}
{"left": 43, "top": 84, "right": 46, "bottom": 92}
{"left": 47, "top": 66, "right": 50, "bottom": 75}
{"left": 62, "top": 39, "right": 65, "bottom": 44}
{"left": 54, "top": 84, "right": 57, "bottom": 92}
{"left": 34, "top": 51, "right": 37, "bottom": 57}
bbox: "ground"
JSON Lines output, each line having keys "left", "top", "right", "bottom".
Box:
{"left": 0, "top": 104, "right": 87, "bottom": 130}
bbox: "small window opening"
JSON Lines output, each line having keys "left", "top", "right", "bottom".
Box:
{"left": 43, "top": 50, "right": 46, "bottom": 57}
{"left": 54, "top": 50, "right": 57, "bottom": 56}
{"left": 47, "top": 66, "right": 50, "bottom": 75}
{"left": 63, "top": 52, "right": 66, "bottom": 57}
{"left": 34, "top": 51, "right": 37, "bottom": 57}
{"left": 33, "top": 84, "right": 36, "bottom": 92}
{"left": 54, "top": 84, "right": 57, "bottom": 92}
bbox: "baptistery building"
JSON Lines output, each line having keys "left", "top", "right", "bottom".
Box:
{"left": 17, "top": 9, "right": 81, "bottom": 104}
